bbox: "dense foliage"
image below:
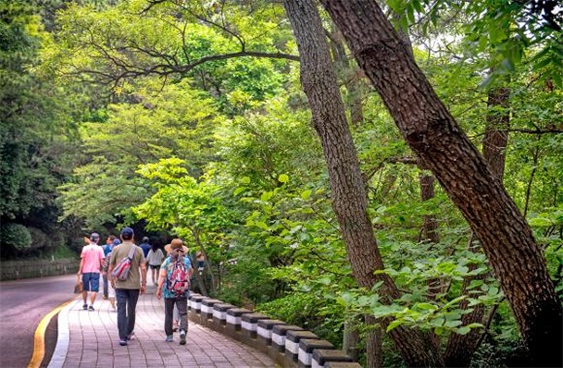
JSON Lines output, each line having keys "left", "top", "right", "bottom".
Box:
{"left": 1, "top": 0, "right": 560, "bottom": 365}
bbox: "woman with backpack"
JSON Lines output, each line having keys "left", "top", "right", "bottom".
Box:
{"left": 146, "top": 243, "right": 165, "bottom": 286}
{"left": 156, "top": 238, "right": 193, "bottom": 345}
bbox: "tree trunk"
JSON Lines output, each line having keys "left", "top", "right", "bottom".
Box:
{"left": 283, "top": 0, "right": 443, "bottom": 366}
{"left": 443, "top": 234, "right": 486, "bottom": 367}
{"left": 444, "top": 84, "right": 511, "bottom": 367}
{"left": 328, "top": 26, "right": 366, "bottom": 125}
{"left": 482, "top": 86, "right": 510, "bottom": 181}
{"left": 319, "top": 1, "right": 562, "bottom": 366}
{"left": 420, "top": 174, "right": 439, "bottom": 244}
{"left": 420, "top": 173, "right": 442, "bottom": 350}
{"left": 365, "top": 315, "right": 384, "bottom": 368}
{"left": 343, "top": 319, "right": 361, "bottom": 362}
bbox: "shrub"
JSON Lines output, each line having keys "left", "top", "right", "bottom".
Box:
{"left": 28, "top": 227, "right": 49, "bottom": 249}
{"left": 1, "top": 223, "right": 32, "bottom": 251}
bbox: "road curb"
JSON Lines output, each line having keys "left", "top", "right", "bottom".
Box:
{"left": 45, "top": 299, "right": 78, "bottom": 368}
{"left": 27, "top": 300, "right": 76, "bottom": 368}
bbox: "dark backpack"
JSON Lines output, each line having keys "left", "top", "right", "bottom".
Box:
{"left": 167, "top": 259, "right": 189, "bottom": 296}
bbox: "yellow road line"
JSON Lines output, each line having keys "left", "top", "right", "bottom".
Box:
{"left": 27, "top": 300, "right": 74, "bottom": 368}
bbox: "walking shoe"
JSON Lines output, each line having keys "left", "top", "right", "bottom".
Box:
{"left": 126, "top": 332, "right": 135, "bottom": 340}
{"left": 82, "top": 304, "right": 88, "bottom": 310}
{"left": 88, "top": 305, "right": 95, "bottom": 311}
{"left": 179, "top": 330, "right": 186, "bottom": 345}
{"left": 119, "top": 339, "right": 128, "bottom": 346}
{"left": 165, "top": 335, "right": 173, "bottom": 342}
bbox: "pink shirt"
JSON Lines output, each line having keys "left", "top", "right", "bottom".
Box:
{"left": 81, "top": 243, "right": 104, "bottom": 273}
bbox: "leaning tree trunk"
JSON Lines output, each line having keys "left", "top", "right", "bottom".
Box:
{"left": 444, "top": 84, "right": 511, "bottom": 367}
{"left": 329, "top": 26, "right": 366, "bottom": 125}
{"left": 283, "top": 0, "right": 443, "bottom": 366}
{"left": 319, "top": 1, "right": 562, "bottom": 366}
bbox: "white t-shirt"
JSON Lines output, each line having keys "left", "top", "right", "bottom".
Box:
{"left": 146, "top": 248, "right": 164, "bottom": 266}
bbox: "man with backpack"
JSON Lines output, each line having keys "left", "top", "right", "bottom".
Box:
{"left": 156, "top": 238, "right": 193, "bottom": 345}
{"left": 108, "top": 227, "right": 147, "bottom": 346}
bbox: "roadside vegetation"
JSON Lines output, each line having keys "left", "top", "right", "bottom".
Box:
{"left": 1, "top": 0, "right": 560, "bottom": 366}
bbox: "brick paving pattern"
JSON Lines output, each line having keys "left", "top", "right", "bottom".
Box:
{"left": 49, "top": 285, "right": 275, "bottom": 368}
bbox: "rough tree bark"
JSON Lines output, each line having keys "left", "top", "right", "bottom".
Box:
{"left": 444, "top": 84, "right": 511, "bottom": 366}
{"left": 328, "top": 26, "right": 366, "bottom": 125}
{"left": 482, "top": 86, "right": 510, "bottom": 181}
{"left": 282, "top": 0, "right": 443, "bottom": 365}
{"left": 319, "top": 1, "right": 562, "bottom": 366}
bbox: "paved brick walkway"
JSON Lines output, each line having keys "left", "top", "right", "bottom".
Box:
{"left": 47, "top": 284, "right": 275, "bottom": 368}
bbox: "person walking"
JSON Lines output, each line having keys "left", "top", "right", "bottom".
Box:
{"left": 139, "top": 236, "right": 151, "bottom": 258}
{"left": 146, "top": 243, "right": 165, "bottom": 286}
{"left": 102, "top": 235, "right": 116, "bottom": 299}
{"left": 156, "top": 238, "right": 193, "bottom": 345}
{"left": 77, "top": 232, "right": 105, "bottom": 311}
{"left": 102, "top": 238, "right": 120, "bottom": 311}
{"left": 108, "top": 227, "right": 147, "bottom": 346}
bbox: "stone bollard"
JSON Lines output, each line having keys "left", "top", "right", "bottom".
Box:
{"left": 225, "top": 308, "right": 251, "bottom": 337}
{"left": 200, "top": 298, "right": 222, "bottom": 321}
{"left": 324, "top": 363, "right": 362, "bottom": 368}
{"left": 213, "top": 303, "right": 235, "bottom": 326}
{"left": 188, "top": 293, "right": 203, "bottom": 324}
{"left": 286, "top": 330, "right": 319, "bottom": 362}
{"left": 312, "top": 349, "right": 354, "bottom": 368}
{"left": 298, "top": 339, "right": 334, "bottom": 368}
{"left": 257, "top": 319, "right": 286, "bottom": 347}
{"left": 241, "top": 313, "right": 270, "bottom": 340}
{"left": 272, "top": 324, "right": 305, "bottom": 353}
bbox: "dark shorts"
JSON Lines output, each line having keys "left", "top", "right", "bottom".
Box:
{"left": 149, "top": 264, "right": 160, "bottom": 270}
{"left": 82, "top": 272, "right": 100, "bottom": 292}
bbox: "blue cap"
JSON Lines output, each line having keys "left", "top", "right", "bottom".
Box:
{"left": 112, "top": 239, "right": 121, "bottom": 246}
{"left": 90, "top": 232, "right": 100, "bottom": 241}
{"left": 120, "top": 227, "right": 134, "bottom": 240}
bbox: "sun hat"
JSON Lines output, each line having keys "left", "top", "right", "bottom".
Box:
{"left": 164, "top": 238, "right": 189, "bottom": 254}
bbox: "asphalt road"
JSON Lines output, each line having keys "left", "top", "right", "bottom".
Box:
{"left": 0, "top": 274, "right": 78, "bottom": 368}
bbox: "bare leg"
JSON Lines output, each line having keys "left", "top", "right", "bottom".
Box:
{"left": 90, "top": 292, "right": 97, "bottom": 306}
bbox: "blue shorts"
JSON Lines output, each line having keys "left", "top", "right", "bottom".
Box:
{"left": 82, "top": 272, "right": 100, "bottom": 292}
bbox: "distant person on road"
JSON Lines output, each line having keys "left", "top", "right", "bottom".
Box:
{"left": 77, "top": 232, "right": 105, "bottom": 311}
{"left": 102, "top": 235, "right": 116, "bottom": 299}
{"left": 139, "top": 236, "right": 151, "bottom": 258}
{"left": 108, "top": 227, "right": 147, "bottom": 346}
{"left": 146, "top": 243, "right": 165, "bottom": 286}
{"left": 156, "top": 238, "right": 193, "bottom": 345}
{"left": 102, "top": 238, "right": 120, "bottom": 311}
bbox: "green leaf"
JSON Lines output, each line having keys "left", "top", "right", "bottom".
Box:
{"left": 300, "top": 189, "right": 312, "bottom": 200}
{"left": 234, "top": 187, "right": 246, "bottom": 195}
{"left": 455, "top": 326, "right": 471, "bottom": 335}
{"left": 278, "top": 174, "right": 289, "bottom": 183}
{"left": 529, "top": 217, "right": 553, "bottom": 227}
{"left": 445, "top": 320, "right": 463, "bottom": 328}
{"left": 416, "top": 303, "right": 438, "bottom": 311}
{"left": 386, "top": 319, "right": 404, "bottom": 333}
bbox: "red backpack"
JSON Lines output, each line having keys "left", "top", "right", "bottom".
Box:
{"left": 167, "top": 259, "right": 189, "bottom": 296}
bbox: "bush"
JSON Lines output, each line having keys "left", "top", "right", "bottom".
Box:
{"left": 28, "top": 227, "right": 50, "bottom": 249}
{"left": 1, "top": 223, "right": 32, "bottom": 251}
